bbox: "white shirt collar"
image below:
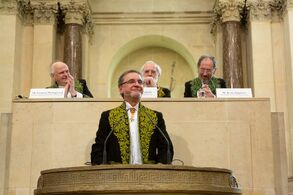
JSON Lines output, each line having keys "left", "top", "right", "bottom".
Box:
{"left": 125, "top": 102, "right": 139, "bottom": 111}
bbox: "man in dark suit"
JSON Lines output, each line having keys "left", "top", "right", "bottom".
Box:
{"left": 140, "top": 61, "right": 171, "bottom": 97}
{"left": 184, "top": 55, "right": 226, "bottom": 98}
{"left": 91, "top": 70, "right": 173, "bottom": 165}
{"left": 48, "top": 61, "right": 93, "bottom": 98}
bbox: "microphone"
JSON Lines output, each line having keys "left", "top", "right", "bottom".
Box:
{"left": 140, "top": 108, "right": 172, "bottom": 164}
{"left": 102, "top": 110, "right": 128, "bottom": 164}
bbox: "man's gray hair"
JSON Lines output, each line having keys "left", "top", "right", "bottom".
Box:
{"left": 140, "top": 60, "right": 162, "bottom": 77}
{"left": 197, "top": 55, "right": 216, "bottom": 69}
{"left": 50, "top": 61, "right": 67, "bottom": 74}
{"left": 118, "top": 69, "right": 142, "bottom": 87}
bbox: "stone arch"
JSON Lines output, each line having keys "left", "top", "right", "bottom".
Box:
{"left": 108, "top": 35, "right": 196, "bottom": 97}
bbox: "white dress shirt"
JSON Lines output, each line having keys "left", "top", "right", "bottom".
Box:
{"left": 125, "top": 102, "right": 142, "bottom": 164}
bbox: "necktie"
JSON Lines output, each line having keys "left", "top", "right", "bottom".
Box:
{"left": 130, "top": 107, "right": 136, "bottom": 122}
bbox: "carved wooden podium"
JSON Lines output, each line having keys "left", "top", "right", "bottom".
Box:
{"left": 34, "top": 164, "right": 241, "bottom": 195}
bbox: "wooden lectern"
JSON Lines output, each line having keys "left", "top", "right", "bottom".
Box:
{"left": 34, "top": 164, "right": 241, "bottom": 195}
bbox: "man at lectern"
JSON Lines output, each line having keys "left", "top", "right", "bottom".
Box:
{"left": 91, "top": 70, "right": 174, "bottom": 165}
{"left": 140, "top": 61, "right": 171, "bottom": 97}
{"left": 184, "top": 55, "right": 226, "bottom": 98}
{"left": 48, "top": 61, "right": 93, "bottom": 98}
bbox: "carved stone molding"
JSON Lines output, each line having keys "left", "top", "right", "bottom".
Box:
{"left": 271, "top": 0, "right": 286, "bottom": 9}
{"left": 0, "top": 0, "right": 34, "bottom": 25}
{"left": 248, "top": 0, "right": 273, "bottom": 21}
{"left": 212, "top": 0, "right": 245, "bottom": 33}
{"left": 20, "top": 2, "right": 34, "bottom": 25}
{"left": 0, "top": 1, "right": 18, "bottom": 15}
{"left": 214, "top": 0, "right": 245, "bottom": 23}
{"left": 269, "top": 0, "right": 286, "bottom": 19}
{"left": 0, "top": 0, "right": 28, "bottom": 17}
{"left": 60, "top": 1, "right": 86, "bottom": 25}
{"left": 83, "top": 10, "right": 94, "bottom": 38}
{"left": 35, "top": 165, "right": 242, "bottom": 194}
{"left": 31, "top": 1, "right": 57, "bottom": 25}
{"left": 60, "top": 0, "right": 93, "bottom": 37}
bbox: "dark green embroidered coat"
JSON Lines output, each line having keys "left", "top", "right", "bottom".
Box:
{"left": 184, "top": 77, "right": 226, "bottom": 97}
{"left": 157, "top": 86, "right": 171, "bottom": 97}
{"left": 91, "top": 102, "right": 174, "bottom": 165}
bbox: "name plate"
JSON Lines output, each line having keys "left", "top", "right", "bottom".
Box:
{"left": 142, "top": 87, "right": 158, "bottom": 98}
{"left": 216, "top": 88, "right": 253, "bottom": 98}
{"left": 29, "top": 88, "right": 65, "bottom": 99}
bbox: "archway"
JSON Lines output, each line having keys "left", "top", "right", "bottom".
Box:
{"left": 108, "top": 35, "right": 196, "bottom": 98}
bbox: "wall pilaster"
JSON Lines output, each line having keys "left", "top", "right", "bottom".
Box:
{"left": 283, "top": 0, "right": 293, "bottom": 188}
{"left": 247, "top": 0, "right": 277, "bottom": 110}
{"left": 30, "top": 0, "right": 57, "bottom": 88}
{"left": 0, "top": 2, "right": 24, "bottom": 195}
{"left": 248, "top": 0, "right": 272, "bottom": 20}
{"left": 0, "top": 1, "right": 23, "bottom": 113}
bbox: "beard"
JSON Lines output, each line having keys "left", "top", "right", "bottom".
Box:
{"left": 129, "top": 91, "right": 142, "bottom": 99}
{"left": 201, "top": 76, "right": 211, "bottom": 84}
{"left": 123, "top": 90, "right": 142, "bottom": 100}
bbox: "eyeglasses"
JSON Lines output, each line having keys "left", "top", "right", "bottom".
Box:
{"left": 199, "top": 68, "right": 213, "bottom": 74}
{"left": 121, "top": 79, "right": 144, "bottom": 85}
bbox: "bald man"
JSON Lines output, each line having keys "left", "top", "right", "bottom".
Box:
{"left": 48, "top": 61, "right": 93, "bottom": 98}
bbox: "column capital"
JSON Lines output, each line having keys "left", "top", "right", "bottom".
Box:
{"left": 270, "top": 0, "right": 286, "bottom": 21}
{"left": 60, "top": 0, "right": 93, "bottom": 37}
{"left": 214, "top": 0, "right": 245, "bottom": 23}
{"left": 247, "top": 0, "right": 273, "bottom": 21}
{"left": 30, "top": 1, "right": 57, "bottom": 25}
{"left": 0, "top": 1, "right": 30, "bottom": 17}
{"left": 0, "top": 1, "right": 34, "bottom": 25}
{"left": 60, "top": 0, "right": 89, "bottom": 25}
{"left": 0, "top": 1, "right": 18, "bottom": 15}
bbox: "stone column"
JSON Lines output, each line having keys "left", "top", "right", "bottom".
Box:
{"left": 61, "top": 1, "right": 87, "bottom": 79}
{"left": 215, "top": 0, "right": 244, "bottom": 88}
{"left": 0, "top": 113, "right": 12, "bottom": 195}
{"left": 247, "top": 0, "right": 276, "bottom": 109}
{"left": 31, "top": 1, "right": 57, "bottom": 88}
{"left": 283, "top": 0, "right": 293, "bottom": 192}
{"left": 0, "top": 2, "right": 28, "bottom": 195}
{"left": 0, "top": 1, "right": 24, "bottom": 113}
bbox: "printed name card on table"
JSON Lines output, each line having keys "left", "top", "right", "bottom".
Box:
{"left": 216, "top": 88, "right": 253, "bottom": 98}
{"left": 29, "top": 88, "right": 65, "bottom": 99}
{"left": 141, "top": 87, "right": 158, "bottom": 98}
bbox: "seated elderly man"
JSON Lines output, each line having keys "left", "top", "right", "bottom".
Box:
{"left": 48, "top": 61, "right": 93, "bottom": 98}
{"left": 140, "top": 61, "right": 171, "bottom": 97}
{"left": 184, "top": 55, "right": 226, "bottom": 98}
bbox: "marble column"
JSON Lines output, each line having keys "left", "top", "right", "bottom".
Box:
{"left": 216, "top": 0, "right": 244, "bottom": 88}
{"left": 62, "top": 2, "right": 85, "bottom": 79}
{"left": 222, "top": 21, "right": 243, "bottom": 88}
{"left": 64, "top": 23, "right": 82, "bottom": 79}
